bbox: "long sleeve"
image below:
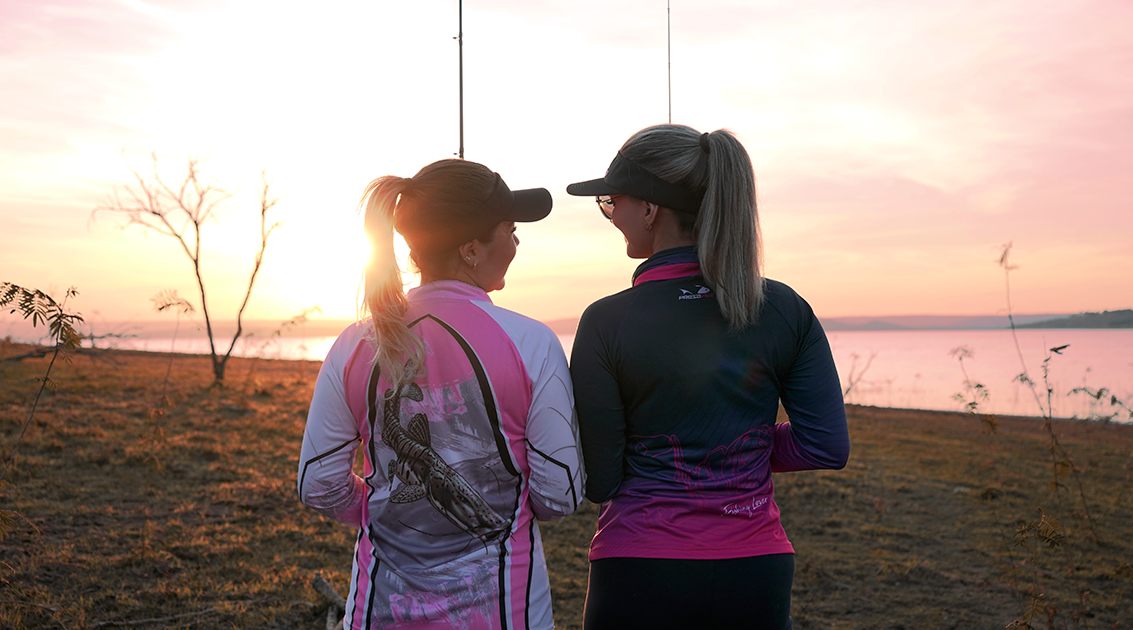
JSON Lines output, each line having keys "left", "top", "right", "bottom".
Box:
{"left": 477, "top": 303, "right": 585, "bottom": 520}
{"left": 523, "top": 333, "right": 586, "bottom": 520}
{"left": 570, "top": 305, "right": 627, "bottom": 504}
{"left": 297, "top": 333, "right": 365, "bottom": 526}
{"left": 771, "top": 311, "right": 850, "bottom": 472}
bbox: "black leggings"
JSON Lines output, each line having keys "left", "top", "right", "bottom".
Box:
{"left": 583, "top": 554, "right": 794, "bottom": 630}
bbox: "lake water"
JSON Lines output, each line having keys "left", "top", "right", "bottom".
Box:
{"left": 555, "top": 329, "right": 1132, "bottom": 420}
{"left": 104, "top": 334, "right": 341, "bottom": 365}
{"left": 822, "top": 329, "right": 1132, "bottom": 419}
{"left": 103, "top": 328, "right": 1132, "bottom": 420}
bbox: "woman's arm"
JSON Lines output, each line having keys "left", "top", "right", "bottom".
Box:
{"left": 297, "top": 336, "right": 365, "bottom": 526}
{"left": 570, "top": 308, "right": 628, "bottom": 503}
{"left": 523, "top": 338, "right": 586, "bottom": 521}
{"left": 772, "top": 312, "right": 851, "bottom": 473}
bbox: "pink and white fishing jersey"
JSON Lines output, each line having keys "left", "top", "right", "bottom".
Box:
{"left": 298, "top": 281, "right": 585, "bottom": 630}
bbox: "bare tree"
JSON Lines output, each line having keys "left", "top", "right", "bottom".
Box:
{"left": 92, "top": 154, "right": 281, "bottom": 383}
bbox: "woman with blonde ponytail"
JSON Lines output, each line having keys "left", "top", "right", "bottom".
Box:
{"left": 567, "top": 125, "right": 850, "bottom": 630}
{"left": 299, "top": 159, "right": 584, "bottom": 630}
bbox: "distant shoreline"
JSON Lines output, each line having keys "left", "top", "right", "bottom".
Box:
{"left": 3, "top": 310, "right": 1130, "bottom": 342}
{"left": 547, "top": 311, "right": 1133, "bottom": 334}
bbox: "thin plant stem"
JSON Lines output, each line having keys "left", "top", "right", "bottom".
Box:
{"left": 0, "top": 345, "right": 62, "bottom": 483}
{"left": 1000, "top": 244, "right": 1047, "bottom": 416}
{"left": 0, "top": 286, "right": 80, "bottom": 484}
{"left": 160, "top": 311, "right": 181, "bottom": 401}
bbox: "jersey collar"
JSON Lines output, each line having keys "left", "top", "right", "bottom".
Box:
{"left": 632, "top": 246, "right": 702, "bottom": 286}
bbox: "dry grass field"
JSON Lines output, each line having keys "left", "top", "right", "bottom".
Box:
{"left": 2, "top": 340, "right": 1132, "bottom": 629}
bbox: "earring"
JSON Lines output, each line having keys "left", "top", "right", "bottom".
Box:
{"left": 645, "top": 224, "right": 653, "bottom": 231}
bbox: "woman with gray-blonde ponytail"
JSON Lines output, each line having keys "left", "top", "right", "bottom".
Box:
{"left": 568, "top": 124, "right": 850, "bottom": 630}
{"left": 300, "top": 158, "right": 584, "bottom": 630}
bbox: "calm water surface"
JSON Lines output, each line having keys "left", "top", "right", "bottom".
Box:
{"left": 823, "top": 329, "right": 1132, "bottom": 419}
{"left": 562, "top": 329, "right": 1132, "bottom": 419}
{"left": 111, "top": 329, "right": 1132, "bottom": 420}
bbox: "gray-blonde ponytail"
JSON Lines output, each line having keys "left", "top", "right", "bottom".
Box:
{"left": 621, "top": 125, "right": 764, "bottom": 330}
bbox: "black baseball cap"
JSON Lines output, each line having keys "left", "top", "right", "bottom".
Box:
{"left": 396, "top": 173, "right": 552, "bottom": 254}
{"left": 566, "top": 152, "right": 703, "bottom": 215}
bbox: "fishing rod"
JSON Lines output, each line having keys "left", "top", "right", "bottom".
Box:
{"left": 456, "top": 0, "right": 465, "bottom": 159}
{"left": 456, "top": 1, "right": 669, "bottom": 145}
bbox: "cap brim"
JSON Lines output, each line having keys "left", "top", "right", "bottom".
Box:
{"left": 507, "top": 188, "right": 553, "bottom": 223}
{"left": 566, "top": 178, "right": 622, "bottom": 197}
{"left": 568, "top": 154, "right": 703, "bottom": 214}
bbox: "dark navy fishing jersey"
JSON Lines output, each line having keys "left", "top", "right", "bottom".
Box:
{"left": 570, "top": 246, "right": 849, "bottom": 561}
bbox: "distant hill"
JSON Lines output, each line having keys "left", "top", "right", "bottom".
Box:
{"left": 819, "top": 314, "right": 1067, "bottom": 331}
{"left": 1016, "top": 309, "right": 1133, "bottom": 329}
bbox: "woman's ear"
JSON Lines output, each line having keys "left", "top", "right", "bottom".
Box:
{"left": 458, "top": 240, "right": 478, "bottom": 267}
{"left": 643, "top": 202, "right": 660, "bottom": 230}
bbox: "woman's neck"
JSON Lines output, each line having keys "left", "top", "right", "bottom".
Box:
{"left": 420, "top": 274, "right": 481, "bottom": 290}
{"left": 645, "top": 206, "right": 696, "bottom": 257}
{"left": 649, "top": 232, "right": 696, "bottom": 255}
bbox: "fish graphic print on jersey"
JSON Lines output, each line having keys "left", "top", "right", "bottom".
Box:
{"left": 382, "top": 380, "right": 510, "bottom": 544}
{"left": 299, "top": 281, "right": 584, "bottom": 630}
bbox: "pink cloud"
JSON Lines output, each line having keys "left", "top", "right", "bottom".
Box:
{"left": 0, "top": 1, "right": 187, "bottom": 164}
{"left": 0, "top": 1, "right": 178, "bottom": 56}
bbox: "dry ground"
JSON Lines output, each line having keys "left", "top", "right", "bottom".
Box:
{"left": 1, "top": 341, "right": 1132, "bottom": 629}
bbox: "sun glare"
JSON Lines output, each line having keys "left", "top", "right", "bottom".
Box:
{"left": 394, "top": 234, "right": 420, "bottom": 292}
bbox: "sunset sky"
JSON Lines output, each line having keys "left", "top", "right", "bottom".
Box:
{"left": 3, "top": 0, "right": 1131, "bottom": 336}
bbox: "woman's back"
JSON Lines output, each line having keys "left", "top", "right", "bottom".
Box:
{"left": 571, "top": 253, "right": 847, "bottom": 560}
{"left": 302, "top": 282, "right": 582, "bottom": 628}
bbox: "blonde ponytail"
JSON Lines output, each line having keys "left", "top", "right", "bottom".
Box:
{"left": 621, "top": 125, "right": 764, "bottom": 330}
{"left": 696, "top": 130, "right": 762, "bottom": 330}
{"left": 360, "top": 176, "right": 425, "bottom": 395}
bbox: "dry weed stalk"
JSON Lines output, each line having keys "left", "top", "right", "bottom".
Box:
{"left": 949, "top": 346, "right": 990, "bottom": 415}
{"left": 1068, "top": 385, "right": 1133, "bottom": 423}
{"left": 998, "top": 244, "right": 1098, "bottom": 541}
{"left": 151, "top": 289, "right": 195, "bottom": 406}
{"left": 1004, "top": 509, "right": 1065, "bottom": 629}
{"left": 949, "top": 346, "right": 1001, "bottom": 482}
{"left": 241, "top": 305, "right": 322, "bottom": 393}
{"left": 842, "top": 351, "right": 878, "bottom": 401}
{"left": 993, "top": 243, "right": 1116, "bottom": 629}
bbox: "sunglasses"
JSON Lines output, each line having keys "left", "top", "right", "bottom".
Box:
{"left": 595, "top": 194, "right": 625, "bottom": 220}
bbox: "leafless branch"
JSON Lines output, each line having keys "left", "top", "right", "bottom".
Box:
{"left": 91, "top": 154, "right": 279, "bottom": 382}
{"left": 224, "top": 171, "right": 282, "bottom": 361}
{"left": 843, "top": 351, "right": 877, "bottom": 398}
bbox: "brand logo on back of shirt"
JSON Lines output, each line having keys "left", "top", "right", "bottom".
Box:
{"left": 678, "top": 285, "right": 714, "bottom": 300}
